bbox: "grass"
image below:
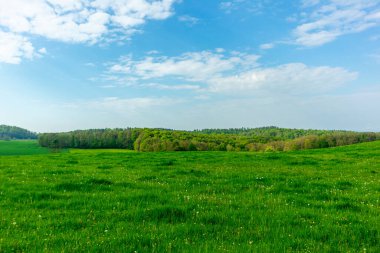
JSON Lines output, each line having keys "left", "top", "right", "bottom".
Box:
{"left": 0, "top": 141, "right": 379, "bottom": 252}
{"left": 0, "top": 140, "right": 50, "bottom": 155}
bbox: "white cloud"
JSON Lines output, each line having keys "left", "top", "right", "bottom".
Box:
{"left": 220, "top": 1, "right": 234, "bottom": 13}
{"left": 109, "top": 50, "right": 260, "bottom": 82}
{"left": 178, "top": 15, "right": 199, "bottom": 25}
{"left": 143, "top": 83, "right": 201, "bottom": 91}
{"left": 106, "top": 50, "right": 357, "bottom": 95}
{"left": 208, "top": 63, "right": 358, "bottom": 94}
{"left": 0, "top": 0, "right": 177, "bottom": 63}
{"left": 85, "top": 62, "right": 96, "bottom": 67}
{"left": 220, "top": 0, "right": 267, "bottom": 14}
{"left": 146, "top": 50, "right": 160, "bottom": 55}
{"left": 38, "top": 48, "right": 47, "bottom": 54}
{"left": 294, "top": 0, "right": 380, "bottom": 46}
{"left": 260, "top": 43, "right": 275, "bottom": 50}
{"left": 301, "top": 0, "right": 321, "bottom": 8}
{"left": 0, "top": 31, "right": 35, "bottom": 64}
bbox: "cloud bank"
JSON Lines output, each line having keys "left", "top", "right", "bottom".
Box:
{"left": 107, "top": 50, "right": 357, "bottom": 95}
{"left": 0, "top": 0, "right": 177, "bottom": 64}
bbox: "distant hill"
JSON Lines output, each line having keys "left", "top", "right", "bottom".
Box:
{"left": 0, "top": 125, "right": 38, "bottom": 140}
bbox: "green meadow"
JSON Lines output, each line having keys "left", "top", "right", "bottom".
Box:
{"left": 0, "top": 140, "right": 50, "bottom": 156}
{"left": 0, "top": 141, "right": 379, "bottom": 252}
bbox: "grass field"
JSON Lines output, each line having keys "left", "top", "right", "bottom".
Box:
{"left": 0, "top": 141, "right": 379, "bottom": 252}
{"left": 0, "top": 140, "right": 50, "bottom": 156}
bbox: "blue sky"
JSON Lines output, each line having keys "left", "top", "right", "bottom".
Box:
{"left": 1, "top": 0, "right": 380, "bottom": 132}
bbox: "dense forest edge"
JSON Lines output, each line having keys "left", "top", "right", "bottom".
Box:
{"left": 0, "top": 125, "right": 38, "bottom": 140}
{"left": 38, "top": 127, "right": 380, "bottom": 152}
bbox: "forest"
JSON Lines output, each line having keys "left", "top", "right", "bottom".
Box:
{"left": 0, "top": 125, "right": 38, "bottom": 140}
{"left": 38, "top": 127, "right": 380, "bottom": 152}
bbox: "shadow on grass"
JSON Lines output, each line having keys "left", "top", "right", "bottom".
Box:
{"left": 143, "top": 206, "right": 187, "bottom": 223}
{"left": 54, "top": 179, "right": 113, "bottom": 192}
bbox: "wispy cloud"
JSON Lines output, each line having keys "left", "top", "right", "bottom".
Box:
{"left": 85, "top": 62, "right": 96, "bottom": 67}
{"left": 220, "top": 0, "right": 268, "bottom": 14}
{"left": 178, "top": 15, "right": 199, "bottom": 26}
{"left": 293, "top": 0, "right": 380, "bottom": 47}
{"left": 143, "top": 83, "right": 201, "bottom": 91}
{"left": 301, "top": 0, "right": 321, "bottom": 8}
{"left": 260, "top": 43, "right": 275, "bottom": 50}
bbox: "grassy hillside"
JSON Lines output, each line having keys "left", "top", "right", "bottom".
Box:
{"left": 0, "top": 125, "right": 37, "bottom": 140}
{"left": 0, "top": 141, "right": 379, "bottom": 252}
{"left": 0, "top": 140, "right": 50, "bottom": 155}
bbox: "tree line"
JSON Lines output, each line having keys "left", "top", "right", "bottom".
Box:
{"left": 38, "top": 127, "right": 380, "bottom": 152}
{"left": 195, "top": 127, "right": 348, "bottom": 143}
{"left": 0, "top": 125, "right": 37, "bottom": 140}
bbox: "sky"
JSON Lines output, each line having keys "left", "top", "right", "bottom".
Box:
{"left": 0, "top": 0, "right": 380, "bottom": 133}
